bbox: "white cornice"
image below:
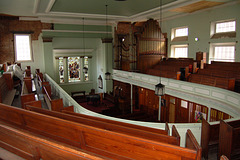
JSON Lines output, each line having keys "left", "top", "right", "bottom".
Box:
{"left": 43, "top": 29, "right": 112, "bottom": 34}
{"left": 38, "top": 11, "right": 126, "bottom": 20}
{"left": 39, "top": 17, "right": 114, "bottom": 26}
{"left": 53, "top": 49, "right": 94, "bottom": 54}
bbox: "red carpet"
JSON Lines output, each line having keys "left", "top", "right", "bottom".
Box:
{"left": 79, "top": 99, "right": 115, "bottom": 113}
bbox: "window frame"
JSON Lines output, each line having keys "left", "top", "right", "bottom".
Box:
{"left": 171, "top": 26, "right": 188, "bottom": 42}
{"left": 210, "top": 19, "right": 236, "bottom": 39}
{"left": 14, "top": 33, "right": 33, "bottom": 62}
{"left": 58, "top": 56, "right": 91, "bottom": 84}
{"left": 170, "top": 44, "right": 188, "bottom": 58}
{"left": 209, "top": 42, "right": 236, "bottom": 63}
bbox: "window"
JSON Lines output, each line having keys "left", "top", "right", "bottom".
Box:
{"left": 14, "top": 34, "right": 33, "bottom": 62}
{"left": 210, "top": 20, "right": 236, "bottom": 38}
{"left": 83, "top": 56, "right": 89, "bottom": 81}
{"left": 68, "top": 57, "right": 81, "bottom": 82}
{"left": 58, "top": 56, "right": 90, "bottom": 83}
{"left": 171, "top": 45, "right": 188, "bottom": 58}
{"left": 175, "top": 27, "right": 188, "bottom": 37}
{"left": 59, "top": 57, "right": 64, "bottom": 83}
{"left": 209, "top": 43, "right": 235, "bottom": 63}
{"left": 216, "top": 20, "right": 236, "bottom": 33}
{"left": 171, "top": 27, "right": 188, "bottom": 41}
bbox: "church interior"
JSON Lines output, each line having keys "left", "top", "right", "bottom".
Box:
{"left": 0, "top": 0, "right": 240, "bottom": 159}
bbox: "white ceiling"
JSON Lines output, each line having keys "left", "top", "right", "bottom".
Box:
{"left": 0, "top": 0, "right": 237, "bottom": 25}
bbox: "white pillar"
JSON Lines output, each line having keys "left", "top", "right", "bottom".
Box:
{"left": 131, "top": 84, "right": 133, "bottom": 113}
{"left": 158, "top": 96, "right": 161, "bottom": 121}
{"left": 208, "top": 107, "right": 211, "bottom": 122}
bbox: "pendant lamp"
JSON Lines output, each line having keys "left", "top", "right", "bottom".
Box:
{"left": 155, "top": 0, "right": 165, "bottom": 96}
{"left": 105, "top": 4, "right": 111, "bottom": 80}
{"left": 82, "top": 17, "right": 88, "bottom": 74}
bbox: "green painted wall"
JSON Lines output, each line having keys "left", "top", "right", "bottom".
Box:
{"left": 162, "top": 4, "right": 240, "bottom": 62}
{"left": 48, "top": 37, "right": 112, "bottom": 94}
{"left": 43, "top": 42, "right": 55, "bottom": 79}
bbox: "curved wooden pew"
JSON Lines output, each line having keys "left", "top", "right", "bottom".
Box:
{"left": 0, "top": 103, "right": 201, "bottom": 160}
{"left": 62, "top": 110, "right": 168, "bottom": 135}
{"left": 26, "top": 105, "right": 180, "bottom": 146}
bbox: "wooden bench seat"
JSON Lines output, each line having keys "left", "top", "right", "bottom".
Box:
{"left": 0, "top": 73, "right": 16, "bottom": 106}
{"left": 63, "top": 110, "right": 169, "bottom": 135}
{"left": 25, "top": 105, "right": 180, "bottom": 146}
{"left": 0, "top": 103, "right": 201, "bottom": 160}
{"left": 188, "top": 74, "right": 235, "bottom": 91}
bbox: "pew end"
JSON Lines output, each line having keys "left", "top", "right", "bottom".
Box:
{"left": 24, "top": 100, "right": 42, "bottom": 109}
{"left": 20, "top": 93, "right": 36, "bottom": 109}
{"left": 172, "top": 125, "right": 181, "bottom": 146}
{"left": 186, "top": 129, "right": 202, "bottom": 160}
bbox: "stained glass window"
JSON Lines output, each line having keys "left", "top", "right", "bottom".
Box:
{"left": 84, "top": 56, "right": 89, "bottom": 81}
{"left": 59, "top": 57, "right": 64, "bottom": 83}
{"left": 68, "top": 57, "right": 81, "bottom": 82}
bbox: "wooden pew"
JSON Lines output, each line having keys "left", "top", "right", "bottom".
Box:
{"left": 0, "top": 103, "right": 201, "bottom": 160}
{"left": 188, "top": 74, "right": 235, "bottom": 91}
{"left": 62, "top": 110, "right": 169, "bottom": 135}
{"left": 219, "top": 120, "right": 240, "bottom": 160}
{"left": 201, "top": 118, "right": 220, "bottom": 160}
{"left": 42, "top": 84, "right": 67, "bottom": 112}
{"left": 0, "top": 73, "right": 16, "bottom": 105}
{"left": 0, "top": 121, "right": 108, "bottom": 160}
{"left": 25, "top": 105, "right": 180, "bottom": 146}
{"left": 20, "top": 77, "right": 36, "bottom": 108}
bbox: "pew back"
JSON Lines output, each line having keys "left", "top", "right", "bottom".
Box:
{"left": 62, "top": 110, "right": 168, "bottom": 135}
{"left": 26, "top": 106, "right": 180, "bottom": 146}
{"left": 0, "top": 121, "right": 108, "bottom": 160}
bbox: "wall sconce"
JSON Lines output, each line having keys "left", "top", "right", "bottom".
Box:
{"left": 194, "top": 37, "right": 199, "bottom": 42}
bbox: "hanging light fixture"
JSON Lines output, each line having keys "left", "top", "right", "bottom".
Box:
{"left": 105, "top": 4, "right": 111, "bottom": 80}
{"left": 82, "top": 17, "right": 88, "bottom": 74}
{"left": 155, "top": 0, "right": 165, "bottom": 96}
